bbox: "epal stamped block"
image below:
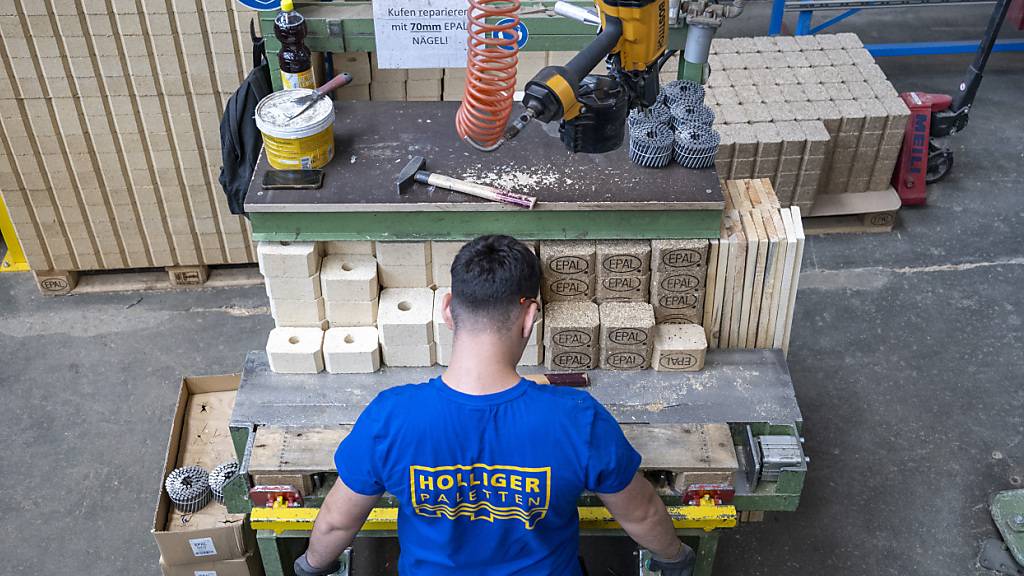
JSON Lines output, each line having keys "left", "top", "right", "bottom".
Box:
{"left": 544, "top": 302, "right": 599, "bottom": 370}
{"left": 653, "top": 323, "right": 707, "bottom": 372}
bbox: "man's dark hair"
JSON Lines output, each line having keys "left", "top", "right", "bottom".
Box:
{"left": 450, "top": 235, "right": 540, "bottom": 330}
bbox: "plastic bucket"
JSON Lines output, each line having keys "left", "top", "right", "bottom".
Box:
{"left": 255, "top": 88, "right": 336, "bottom": 170}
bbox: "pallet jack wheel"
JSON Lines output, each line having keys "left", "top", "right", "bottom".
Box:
{"left": 926, "top": 141, "right": 954, "bottom": 184}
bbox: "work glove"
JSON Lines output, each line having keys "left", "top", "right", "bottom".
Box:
{"left": 294, "top": 552, "right": 341, "bottom": 576}
{"left": 648, "top": 544, "right": 696, "bottom": 576}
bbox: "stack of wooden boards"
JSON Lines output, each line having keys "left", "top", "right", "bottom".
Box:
{"left": 0, "top": 2, "right": 259, "bottom": 288}
{"left": 703, "top": 179, "right": 805, "bottom": 354}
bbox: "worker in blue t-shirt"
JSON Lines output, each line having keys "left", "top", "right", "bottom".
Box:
{"left": 294, "top": 235, "right": 695, "bottom": 576}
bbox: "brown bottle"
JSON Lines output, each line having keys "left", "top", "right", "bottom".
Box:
{"left": 275, "top": 0, "right": 315, "bottom": 89}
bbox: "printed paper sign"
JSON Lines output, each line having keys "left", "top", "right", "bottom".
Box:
{"left": 235, "top": 0, "right": 281, "bottom": 9}
{"left": 372, "top": 0, "right": 469, "bottom": 68}
{"left": 188, "top": 537, "right": 217, "bottom": 557}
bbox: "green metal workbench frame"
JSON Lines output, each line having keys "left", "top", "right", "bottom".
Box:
{"left": 256, "top": 1, "right": 706, "bottom": 92}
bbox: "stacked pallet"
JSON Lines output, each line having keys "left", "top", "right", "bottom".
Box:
{"left": 705, "top": 33, "right": 910, "bottom": 209}
{"left": 0, "top": 2, "right": 261, "bottom": 290}
{"left": 703, "top": 179, "right": 805, "bottom": 355}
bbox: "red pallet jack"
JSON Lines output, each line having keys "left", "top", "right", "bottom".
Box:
{"left": 892, "top": 0, "right": 1021, "bottom": 205}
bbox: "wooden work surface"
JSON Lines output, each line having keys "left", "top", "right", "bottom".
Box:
{"left": 247, "top": 423, "right": 739, "bottom": 476}
{"left": 244, "top": 101, "right": 723, "bottom": 213}
{"left": 231, "top": 350, "right": 802, "bottom": 430}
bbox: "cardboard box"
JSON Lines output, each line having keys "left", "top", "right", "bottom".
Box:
{"left": 159, "top": 551, "right": 262, "bottom": 576}
{"left": 153, "top": 374, "right": 257, "bottom": 567}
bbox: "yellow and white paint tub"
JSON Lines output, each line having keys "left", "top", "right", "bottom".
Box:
{"left": 255, "top": 89, "right": 335, "bottom": 170}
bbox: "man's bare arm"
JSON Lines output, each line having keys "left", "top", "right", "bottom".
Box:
{"left": 598, "top": 473, "right": 685, "bottom": 560}
{"left": 300, "top": 479, "right": 381, "bottom": 571}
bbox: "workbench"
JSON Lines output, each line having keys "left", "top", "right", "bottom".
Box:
{"left": 223, "top": 350, "right": 806, "bottom": 576}
{"left": 244, "top": 101, "right": 725, "bottom": 242}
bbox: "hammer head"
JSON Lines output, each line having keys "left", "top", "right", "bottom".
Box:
{"left": 396, "top": 156, "right": 426, "bottom": 195}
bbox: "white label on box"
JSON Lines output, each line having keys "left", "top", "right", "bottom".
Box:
{"left": 372, "top": 0, "right": 468, "bottom": 68}
{"left": 193, "top": 572, "right": 217, "bottom": 576}
{"left": 188, "top": 537, "right": 217, "bottom": 557}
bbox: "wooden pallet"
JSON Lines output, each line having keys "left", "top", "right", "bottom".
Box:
{"left": 32, "top": 264, "right": 264, "bottom": 296}
{"left": 803, "top": 188, "right": 901, "bottom": 236}
{"left": 247, "top": 422, "right": 740, "bottom": 496}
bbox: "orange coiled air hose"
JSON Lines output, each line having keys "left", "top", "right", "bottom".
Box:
{"left": 455, "top": 0, "right": 521, "bottom": 151}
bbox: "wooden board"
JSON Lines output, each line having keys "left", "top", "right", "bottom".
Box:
{"left": 250, "top": 423, "right": 739, "bottom": 476}
{"left": 761, "top": 208, "right": 788, "bottom": 348}
{"left": 803, "top": 211, "right": 897, "bottom": 235}
{"left": 755, "top": 209, "right": 780, "bottom": 348}
{"left": 775, "top": 209, "right": 799, "bottom": 349}
{"left": 621, "top": 423, "right": 739, "bottom": 473}
{"left": 245, "top": 102, "right": 724, "bottom": 214}
{"left": 709, "top": 230, "right": 731, "bottom": 348}
{"left": 249, "top": 426, "right": 352, "bottom": 475}
{"left": 745, "top": 211, "right": 769, "bottom": 347}
{"left": 737, "top": 212, "right": 759, "bottom": 347}
{"left": 702, "top": 238, "right": 720, "bottom": 341}
{"left": 782, "top": 207, "right": 806, "bottom": 355}
{"left": 725, "top": 213, "right": 747, "bottom": 348}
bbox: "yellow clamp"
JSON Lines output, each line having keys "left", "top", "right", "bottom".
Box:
{"left": 251, "top": 499, "right": 736, "bottom": 535}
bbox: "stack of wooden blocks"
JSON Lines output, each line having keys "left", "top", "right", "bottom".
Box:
{"left": 262, "top": 239, "right": 545, "bottom": 374}
{"left": 702, "top": 179, "right": 805, "bottom": 353}
{"left": 540, "top": 241, "right": 710, "bottom": 373}
{"left": 705, "top": 33, "right": 910, "bottom": 209}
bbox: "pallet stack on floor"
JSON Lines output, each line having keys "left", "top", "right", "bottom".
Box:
{"left": 705, "top": 33, "right": 910, "bottom": 211}
{"left": 0, "top": 2, "right": 262, "bottom": 294}
{"left": 703, "top": 179, "right": 805, "bottom": 354}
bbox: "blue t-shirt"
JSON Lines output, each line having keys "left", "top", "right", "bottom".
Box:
{"left": 334, "top": 376, "right": 641, "bottom": 575}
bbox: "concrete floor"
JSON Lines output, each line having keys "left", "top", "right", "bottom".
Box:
{"left": 1, "top": 6, "right": 1023, "bottom": 576}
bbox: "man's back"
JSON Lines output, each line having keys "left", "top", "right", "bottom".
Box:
{"left": 335, "top": 376, "right": 640, "bottom": 575}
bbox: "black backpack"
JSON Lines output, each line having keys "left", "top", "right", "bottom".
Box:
{"left": 218, "top": 20, "right": 273, "bottom": 215}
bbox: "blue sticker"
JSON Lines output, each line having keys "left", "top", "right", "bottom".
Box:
{"left": 491, "top": 18, "right": 529, "bottom": 51}
{"left": 236, "top": 0, "right": 282, "bottom": 9}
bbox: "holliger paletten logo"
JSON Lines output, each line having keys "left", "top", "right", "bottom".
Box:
{"left": 410, "top": 464, "right": 551, "bottom": 529}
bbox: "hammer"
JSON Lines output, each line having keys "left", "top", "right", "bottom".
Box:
{"left": 396, "top": 156, "right": 537, "bottom": 209}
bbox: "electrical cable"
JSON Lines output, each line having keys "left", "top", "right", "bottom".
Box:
{"left": 455, "top": 0, "right": 522, "bottom": 152}
{"left": 165, "top": 466, "right": 212, "bottom": 514}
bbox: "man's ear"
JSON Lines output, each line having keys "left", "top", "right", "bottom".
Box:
{"left": 442, "top": 292, "right": 455, "bottom": 330}
{"left": 522, "top": 301, "right": 539, "bottom": 340}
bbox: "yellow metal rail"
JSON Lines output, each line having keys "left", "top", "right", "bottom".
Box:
{"left": 0, "top": 196, "right": 29, "bottom": 272}
{"left": 252, "top": 499, "right": 737, "bottom": 535}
